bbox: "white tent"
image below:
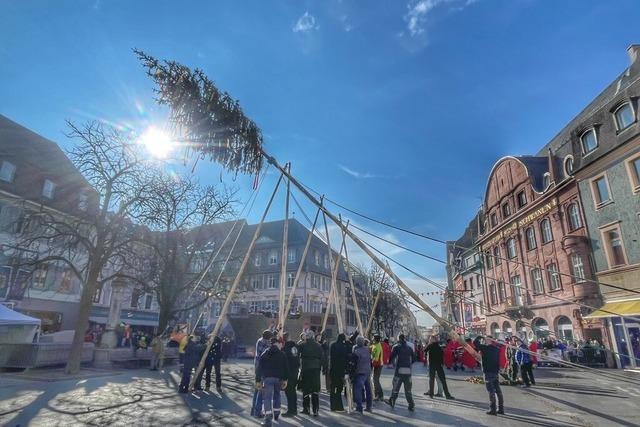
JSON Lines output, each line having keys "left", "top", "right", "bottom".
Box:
{"left": 0, "top": 304, "right": 41, "bottom": 344}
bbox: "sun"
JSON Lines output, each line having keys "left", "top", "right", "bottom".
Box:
{"left": 139, "top": 126, "right": 175, "bottom": 159}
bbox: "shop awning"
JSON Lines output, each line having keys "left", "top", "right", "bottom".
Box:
{"left": 585, "top": 299, "right": 640, "bottom": 319}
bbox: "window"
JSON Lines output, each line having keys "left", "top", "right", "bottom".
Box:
{"left": 498, "top": 281, "right": 506, "bottom": 302}
{"left": 564, "top": 155, "right": 575, "bottom": 177}
{"left": 540, "top": 219, "right": 553, "bottom": 243}
{"left": 591, "top": 175, "right": 612, "bottom": 206}
{"left": 525, "top": 227, "right": 537, "bottom": 250}
{"left": 506, "top": 238, "right": 517, "bottom": 259}
{"left": 490, "top": 213, "right": 498, "bottom": 227}
{"left": 511, "top": 275, "right": 522, "bottom": 305}
{"left": 268, "top": 250, "right": 278, "bottom": 265}
{"left": 322, "top": 277, "right": 331, "bottom": 291}
{"left": 614, "top": 103, "right": 635, "bottom": 131}
{"left": 42, "top": 179, "right": 56, "bottom": 199}
{"left": 567, "top": 203, "right": 582, "bottom": 231}
{"left": 287, "top": 272, "right": 295, "bottom": 288}
{"left": 581, "top": 128, "right": 598, "bottom": 154}
{"left": 542, "top": 173, "right": 551, "bottom": 191}
{"left": 32, "top": 265, "right": 49, "bottom": 290}
{"left": 469, "top": 277, "right": 474, "bottom": 291}
{"left": 464, "top": 256, "right": 473, "bottom": 268}
{"left": 144, "top": 294, "right": 153, "bottom": 310}
{"left": 485, "top": 252, "right": 493, "bottom": 269}
{"left": 251, "top": 275, "right": 263, "bottom": 290}
{"left": 323, "top": 254, "right": 330, "bottom": 269}
{"left": 625, "top": 155, "right": 640, "bottom": 192}
{"left": 78, "top": 193, "right": 89, "bottom": 211}
{"left": 267, "top": 274, "right": 277, "bottom": 289}
{"left": 489, "top": 283, "right": 497, "bottom": 305}
{"left": 130, "top": 288, "right": 144, "bottom": 308}
{"left": 516, "top": 191, "right": 527, "bottom": 209}
{"left": 311, "top": 274, "right": 319, "bottom": 289}
{"left": 571, "top": 254, "right": 586, "bottom": 282}
{"left": 531, "top": 268, "right": 544, "bottom": 294}
{"left": 547, "top": 263, "right": 561, "bottom": 290}
{"left": 314, "top": 250, "right": 321, "bottom": 266}
{"left": 288, "top": 249, "right": 296, "bottom": 263}
{"left": 493, "top": 246, "right": 501, "bottom": 266}
{"left": 601, "top": 226, "right": 627, "bottom": 268}
{"left": 254, "top": 253, "right": 262, "bottom": 267}
{"left": 0, "top": 161, "right": 16, "bottom": 182}
{"left": 93, "top": 283, "right": 103, "bottom": 303}
{"left": 502, "top": 203, "right": 511, "bottom": 218}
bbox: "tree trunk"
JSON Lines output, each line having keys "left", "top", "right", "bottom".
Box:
{"left": 65, "top": 268, "right": 99, "bottom": 374}
{"left": 158, "top": 303, "right": 173, "bottom": 334}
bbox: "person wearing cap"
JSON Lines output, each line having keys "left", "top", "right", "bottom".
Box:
{"left": 473, "top": 335, "right": 505, "bottom": 416}
{"left": 353, "top": 335, "right": 373, "bottom": 413}
{"left": 282, "top": 332, "right": 300, "bottom": 417}
{"left": 252, "top": 330, "right": 274, "bottom": 418}
{"left": 386, "top": 333, "right": 416, "bottom": 411}
{"left": 329, "top": 333, "right": 351, "bottom": 411}
{"left": 298, "top": 330, "right": 324, "bottom": 416}
{"left": 256, "top": 336, "right": 289, "bottom": 427}
{"left": 370, "top": 334, "right": 384, "bottom": 401}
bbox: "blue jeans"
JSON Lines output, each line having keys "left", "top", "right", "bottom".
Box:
{"left": 261, "top": 377, "right": 282, "bottom": 424}
{"left": 251, "top": 388, "right": 264, "bottom": 417}
{"left": 484, "top": 372, "right": 503, "bottom": 411}
{"left": 354, "top": 373, "right": 372, "bottom": 411}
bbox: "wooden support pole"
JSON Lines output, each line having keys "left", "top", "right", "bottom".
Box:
{"left": 341, "top": 224, "right": 364, "bottom": 335}
{"left": 278, "top": 166, "right": 291, "bottom": 329}
{"left": 190, "top": 173, "right": 284, "bottom": 390}
{"left": 281, "top": 204, "right": 322, "bottom": 330}
{"left": 321, "top": 233, "right": 346, "bottom": 334}
{"left": 365, "top": 267, "right": 387, "bottom": 337}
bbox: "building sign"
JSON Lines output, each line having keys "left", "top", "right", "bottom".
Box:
{"left": 483, "top": 199, "right": 557, "bottom": 248}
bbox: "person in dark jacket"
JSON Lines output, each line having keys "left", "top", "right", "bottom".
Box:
{"left": 424, "top": 335, "right": 454, "bottom": 399}
{"left": 252, "top": 330, "right": 273, "bottom": 418}
{"left": 256, "top": 337, "right": 289, "bottom": 427}
{"left": 282, "top": 332, "right": 300, "bottom": 417}
{"left": 385, "top": 334, "right": 415, "bottom": 411}
{"left": 515, "top": 338, "right": 535, "bottom": 387}
{"left": 474, "top": 336, "right": 504, "bottom": 415}
{"left": 298, "top": 331, "right": 324, "bottom": 416}
{"left": 329, "top": 333, "right": 351, "bottom": 411}
{"left": 196, "top": 335, "right": 222, "bottom": 391}
{"left": 179, "top": 335, "right": 200, "bottom": 393}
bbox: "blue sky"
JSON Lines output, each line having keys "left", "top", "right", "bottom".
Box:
{"left": 1, "top": 0, "right": 639, "bottom": 326}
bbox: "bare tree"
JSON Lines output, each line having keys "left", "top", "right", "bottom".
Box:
{"left": 136, "top": 171, "right": 237, "bottom": 332}
{"left": 14, "top": 121, "right": 150, "bottom": 374}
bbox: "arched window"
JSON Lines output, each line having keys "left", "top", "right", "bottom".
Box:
{"left": 567, "top": 203, "right": 582, "bottom": 231}
{"left": 564, "top": 155, "right": 574, "bottom": 176}
{"left": 540, "top": 218, "right": 553, "bottom": 243}
{"left": 542, "top": 173, "right": 551, "bottom": 191}
{"left": 532, "top": 318, "right": 550, "bottom": 339}
{"left": 581, "top": 128, "right": 598, "bottom": 154}
{"left": 525, "top": 227, "right": 537, "bottom": 250}
{"left": 614, "top": 102, "right": 635, "bottom": 131}
{"left": 556, "top": 316, "right": 574, "bottom": 341}
{"left": 506, "top": 238, "right": 517, "bottom": 259}
{"left": 502, "top": 321, "right": 512, "bottom": 334}
{"left": 491, "top": 322, "right": 500, "bottom": 337}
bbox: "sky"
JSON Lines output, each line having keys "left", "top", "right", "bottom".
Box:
{"left": 1, "top": 0, "right": 639, "bottom": 326}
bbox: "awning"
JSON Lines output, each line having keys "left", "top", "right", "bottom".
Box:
{"left": 585, "top": 299, "right": 640, "bottom": 319}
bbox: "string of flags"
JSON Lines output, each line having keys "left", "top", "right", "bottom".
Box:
{"left": 418, "top": 291, "right": 446, "bottom": 296}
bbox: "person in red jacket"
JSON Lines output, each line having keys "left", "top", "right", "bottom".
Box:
{"left": 529, "top": 340, "right": 539, "bottom": 366}
{"left": 443, "top": 339, "right": 456, "bottom": 369}
{"left": 382, "top": 338, "right": 392, "bottom": 366}
{"left": 461, "top": 338, "right": 477, "bottom": 371}
{"left": 498, "top": 339, "right": 508, "bottom": 370}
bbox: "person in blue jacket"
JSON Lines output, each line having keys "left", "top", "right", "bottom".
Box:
{"left": 515, "top": 338, "right": 535, "bottom": 387}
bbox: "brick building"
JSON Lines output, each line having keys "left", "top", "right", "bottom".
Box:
{"left": 477, "top": 154, "right": 602, "bottom": 342}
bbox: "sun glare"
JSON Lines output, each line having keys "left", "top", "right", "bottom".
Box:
{"left": 139, "top": 126, "right": 174, "bottom": 159}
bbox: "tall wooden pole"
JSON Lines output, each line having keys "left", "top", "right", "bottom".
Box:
{"left": 190, "top": 173, "right": 284, "bottom": 389}
{"left": 365, "top": 268, "right": 387, "bottom": 337}
{"left": 281, "top": 205, "right": 322, "bottom": 330}
{"left": 278, "top": 165, "right": 291, "bottom": 329}
{"left": 321, "top": 234, "right": 346, "bottom": 334}
{"left": 341, "top": 224, "right": 364, "bottom": 335}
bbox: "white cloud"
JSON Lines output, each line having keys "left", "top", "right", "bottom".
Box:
{"left": 403, "top": 0, "right": 479, "bottom": 38}
{"left": 293, "top": 11, "right": 319, "bottom": 33}
{"left": 338, "top": 164, "right": 377, "bottom": 179}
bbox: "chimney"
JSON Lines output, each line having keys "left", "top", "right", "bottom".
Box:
{"left": 627, "top": 44, "right": 640, "bottom": 65}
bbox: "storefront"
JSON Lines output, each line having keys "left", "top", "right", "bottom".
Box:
{"left": 586, "top": 298, "right": 640, "bottom": 369}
